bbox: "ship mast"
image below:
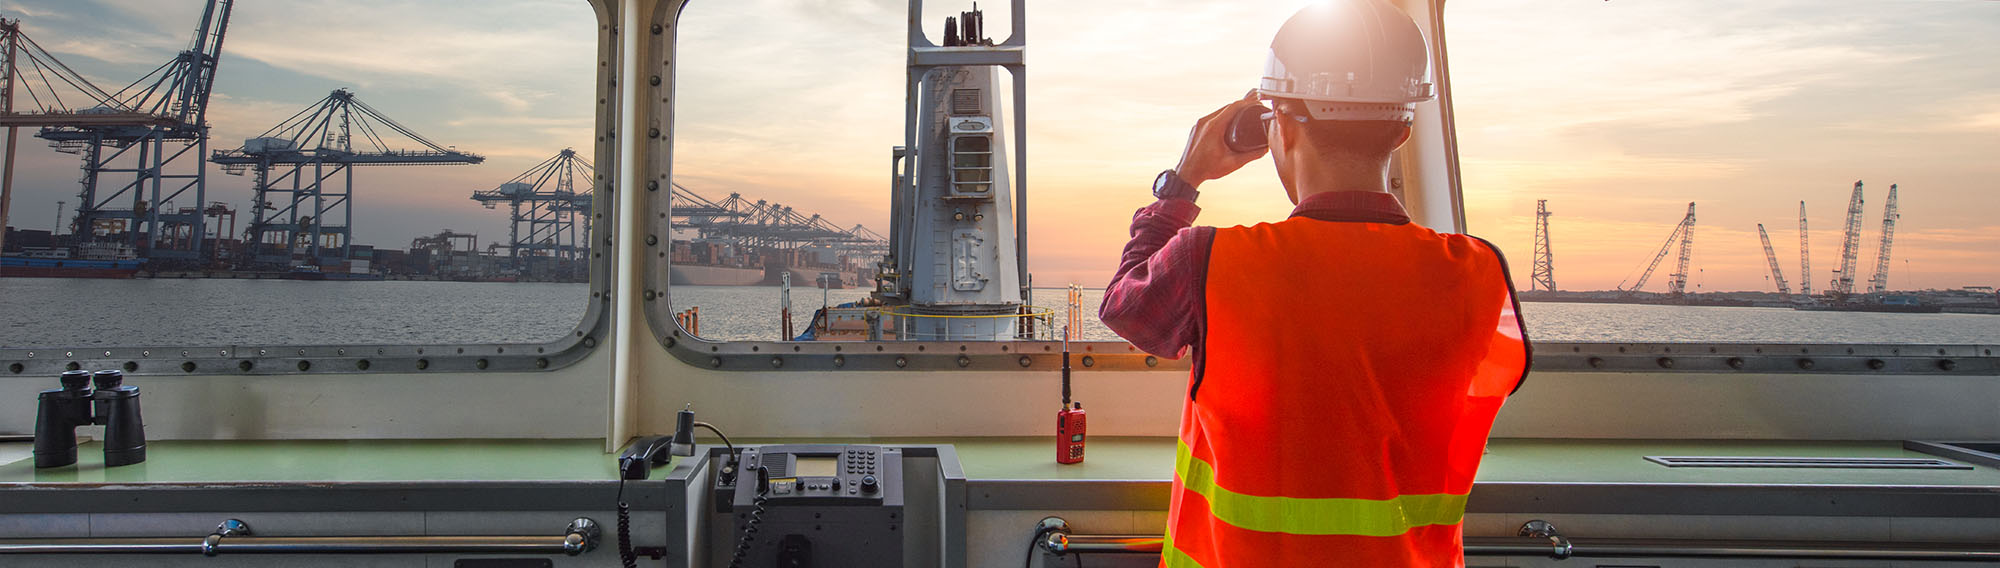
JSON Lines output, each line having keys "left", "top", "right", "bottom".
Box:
{"left": 881, "top": 0, "right": 1030, "bottom": 341}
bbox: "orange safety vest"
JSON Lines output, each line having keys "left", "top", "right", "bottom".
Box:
{"left": 1165, "top": 217, "right": 1529, "bottom": 567}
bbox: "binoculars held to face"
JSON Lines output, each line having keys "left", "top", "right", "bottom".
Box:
{"left": 34, "top": 369, "right": 147, "bottom": 468}
{"left": 1226, "top": 103, "right": 1273, "bottom": 154}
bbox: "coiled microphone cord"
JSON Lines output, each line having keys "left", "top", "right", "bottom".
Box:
{"left": 617, "top": 477, "right": 638, "bottom": 568}
{"left": 727, "top": 466, "right": 771, "bottom": 568}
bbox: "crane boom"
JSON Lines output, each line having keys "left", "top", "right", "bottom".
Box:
{"left": 174, "top": 0, "right": 232, "bottom": 128}
{"left": 1667, "top": 202, "right": 1696, "bottom": 296}
{"left": 1868, "top": 184, "right": 1899, "bottom": 293}
{"left": 1833, "top": 180, "right": 1866, "bottom": 295}
{"left": 1759, "top": 223, "right": 1791, "bottom": 295}
{"left": 1798, "top": 201, "right": 1811, "bottom": 297}
{"left": 1622, "top": 203, "right": 1694, "bottom": 294}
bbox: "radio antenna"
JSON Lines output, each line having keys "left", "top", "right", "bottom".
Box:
{"left": 1060, "top": 324, "right": 1072, "bottom": 406}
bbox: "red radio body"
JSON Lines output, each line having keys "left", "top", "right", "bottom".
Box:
{"left": 1056, "top": 403, "right": 1086, "bottom": 464}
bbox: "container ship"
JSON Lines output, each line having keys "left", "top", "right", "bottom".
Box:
{"left": 668, "top": 240, "right": 765, "bottom": 286}
{"left": 760, "top": 244, "right": 872, "bottom": 289}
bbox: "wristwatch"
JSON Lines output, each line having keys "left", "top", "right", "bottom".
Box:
{"left": 1153, "top": 169, "right": 1200, "bottom": 202}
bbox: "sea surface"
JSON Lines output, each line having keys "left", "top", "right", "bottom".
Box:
{"left": 3, "top": 279, "right": 1997, "bottom": 347}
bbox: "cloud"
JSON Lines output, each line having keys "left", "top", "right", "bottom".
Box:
{"left": 1449, "top": 1, "right": 1917, "bottom": 139}
{"left": 217, "top": 1, "right": 594, "bottom": 87}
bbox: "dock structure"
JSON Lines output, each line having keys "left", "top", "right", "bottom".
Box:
{"left": 212, "top": 89, "right": 482, "bottom": 270}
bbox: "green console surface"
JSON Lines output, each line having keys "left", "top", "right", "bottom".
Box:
{"left": 4, "top": 437, "right": 1997, "bottom": 487}
{"left": 0, "top": 439, "right": 626, "bottom": 484}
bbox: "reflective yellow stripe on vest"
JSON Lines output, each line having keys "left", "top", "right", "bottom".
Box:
{"left": 1161, "top": 526, "right": 1207, "bottom": 568}
{"left": 1175, "top": 440, "right": 1469, "bottom": 537}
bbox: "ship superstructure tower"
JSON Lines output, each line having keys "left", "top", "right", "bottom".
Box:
{"left": 880, "top": 1, "right": 1028, "bottom": 341}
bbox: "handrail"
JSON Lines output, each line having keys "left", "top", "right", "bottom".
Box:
{"left": 0, "top": 518, "right": 599, "bottom": 557}
{"left": 1033, "top": 517, "right": 2000, "bottom": 562}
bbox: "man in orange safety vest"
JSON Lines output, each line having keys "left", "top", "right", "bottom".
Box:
{"left": 1099, "top": 1, "right": 1532, "bottom": 566}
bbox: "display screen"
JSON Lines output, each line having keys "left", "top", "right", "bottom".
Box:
{"left": 1070, "top": 434, "right": 1084, "bottom": 443}
{"left": 795, "top": 456, "right": 837, "bottom": 478}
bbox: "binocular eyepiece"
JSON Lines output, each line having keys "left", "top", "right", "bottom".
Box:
{"left": 1224, "top": 103, "right": 1272, "bottom": 154}
{"left": 34, "top": 369, "right": 147, "bottom": 469}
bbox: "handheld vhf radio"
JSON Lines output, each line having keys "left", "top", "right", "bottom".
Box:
{"left": 1056, "top": 325, "right": 1086, "bottom": 464}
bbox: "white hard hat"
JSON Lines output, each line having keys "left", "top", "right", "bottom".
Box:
{"left": 1256, "top": 0, "right": 1435, "bottom": 122}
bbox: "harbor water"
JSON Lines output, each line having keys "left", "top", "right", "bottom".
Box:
{"left": 3, "top": 280, "right": 1997, "bottom": 347}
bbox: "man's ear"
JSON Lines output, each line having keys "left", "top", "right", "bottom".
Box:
{"left": 1270, "top": 113, "right": 1300, "bottom": 154}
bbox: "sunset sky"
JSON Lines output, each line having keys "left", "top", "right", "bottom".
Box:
{"left": 4, "top": 0, "right": 1995, "bottom": 292}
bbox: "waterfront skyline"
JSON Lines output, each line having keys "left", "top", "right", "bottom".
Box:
{"left": 2, "top": 0, "right": 1995, "bottom": 292}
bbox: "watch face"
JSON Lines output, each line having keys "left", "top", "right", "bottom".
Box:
{"left": 1154, "top": 172, "right": 1170, "bottom": 193}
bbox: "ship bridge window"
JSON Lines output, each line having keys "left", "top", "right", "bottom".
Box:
{"left": 1445, "top": 0, "right": 2000, "bottom": 347}
{"left": 662, "top": 1, "right": 1077, "bottom": 349}
{"left": 1, "top": 1, "right": 606, "bottom": 374}
{"left": 653, "top": 1, "right": 1998, "bottom": 371}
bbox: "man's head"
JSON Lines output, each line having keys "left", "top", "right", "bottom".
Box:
{"left": 1265, "top": 101, "right": 1412, "bottom": 202}
{"left": 1255, "top": 0, "right": 1432, "bottom": 201}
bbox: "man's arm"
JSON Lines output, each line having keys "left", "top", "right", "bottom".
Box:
{"left": 1098, "top": 198, "right": 1211, "bottom": 359}
{"left": 1099, "top": 91, "right": 1263, "bottom": 359}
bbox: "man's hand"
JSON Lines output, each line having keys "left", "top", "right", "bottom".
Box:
{"left": 1175, "top": 90, "right": 1269, "bottom": 186}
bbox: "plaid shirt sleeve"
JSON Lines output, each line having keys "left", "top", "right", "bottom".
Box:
{"left": 1099, "top": 198, "right": 1211, "bottom": 359}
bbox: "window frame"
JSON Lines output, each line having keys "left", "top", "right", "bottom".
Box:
{"left": 639, "top": 0, "right": 1997, "bottom": 377}
{"left": 0, "top": 0, "right": 618, "bottom": 378}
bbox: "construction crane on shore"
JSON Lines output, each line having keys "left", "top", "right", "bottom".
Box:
{"left": 1831, "top": 180, "right": 1866, "bottom": 296}
{"left": 213, "top": 89, "right": 482, "bottom": 269}
{"left": 471, "top": 148, "right": 592, "bottom": 276}
{"left": 1758, "top": 223, "right": 1791, "bottom": 295}
{"left": 1798, "top": 201, "right": 1811, "bottom": 297}
{"left": 1620, "top": 202, "right": 1695, "bottom": 296}
{"left": 0, "top": 2, "right": 233, "bottom": 264}
{"left": 1868, "top": 184, "right": 1899, "bottom": 293}
{"left": 1667, "top": 203, "right": 1695, "bottom": 296}
{"left": 1531, "top": 199, "right": 1555, "bottom": 292}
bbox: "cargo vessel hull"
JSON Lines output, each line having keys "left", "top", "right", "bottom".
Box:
{"left": 670, "top": 264, "right": 765, "bottom": 286}
{"left": 0, "top": 257, "right": 143, "bottom": 279}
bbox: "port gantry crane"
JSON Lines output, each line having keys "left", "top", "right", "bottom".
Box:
{"left": 213, "top": 89, "right": 482, "bottom": 269}
{"left": 1619, "top": 202, "right": 1696, "bottom": 297}
{"left": 1758, "top": 223, "right": 1791, "bottom": 295}
{"left": 1867, "top": 184, "right": 1899, "bottom": 294}
{"left": 667, "top": 183, "right": 886, "bottom": 253}
{"left": 1831, "top": 180, "right": 1866, "bottom": 297}
{"left": 0, "top": 1, "right": 232, "bottom": 264}
{"left": 471, "top": 148, "right": 593, "bottom": 278}
{"left": 1531, "top": 199, "right": 1555, "bottom": 292}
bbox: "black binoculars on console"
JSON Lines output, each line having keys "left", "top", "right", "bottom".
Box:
{"left": 34, "top": 369, "right": 146, "bottom": 468}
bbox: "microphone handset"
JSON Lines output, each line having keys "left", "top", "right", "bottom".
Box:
{"left": 614, "top": 405, "right": 740, "bottom": 568}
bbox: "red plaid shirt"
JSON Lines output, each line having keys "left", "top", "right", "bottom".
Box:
{"left": 1098, "top": 191, "right": 1413, "bottom": 374}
